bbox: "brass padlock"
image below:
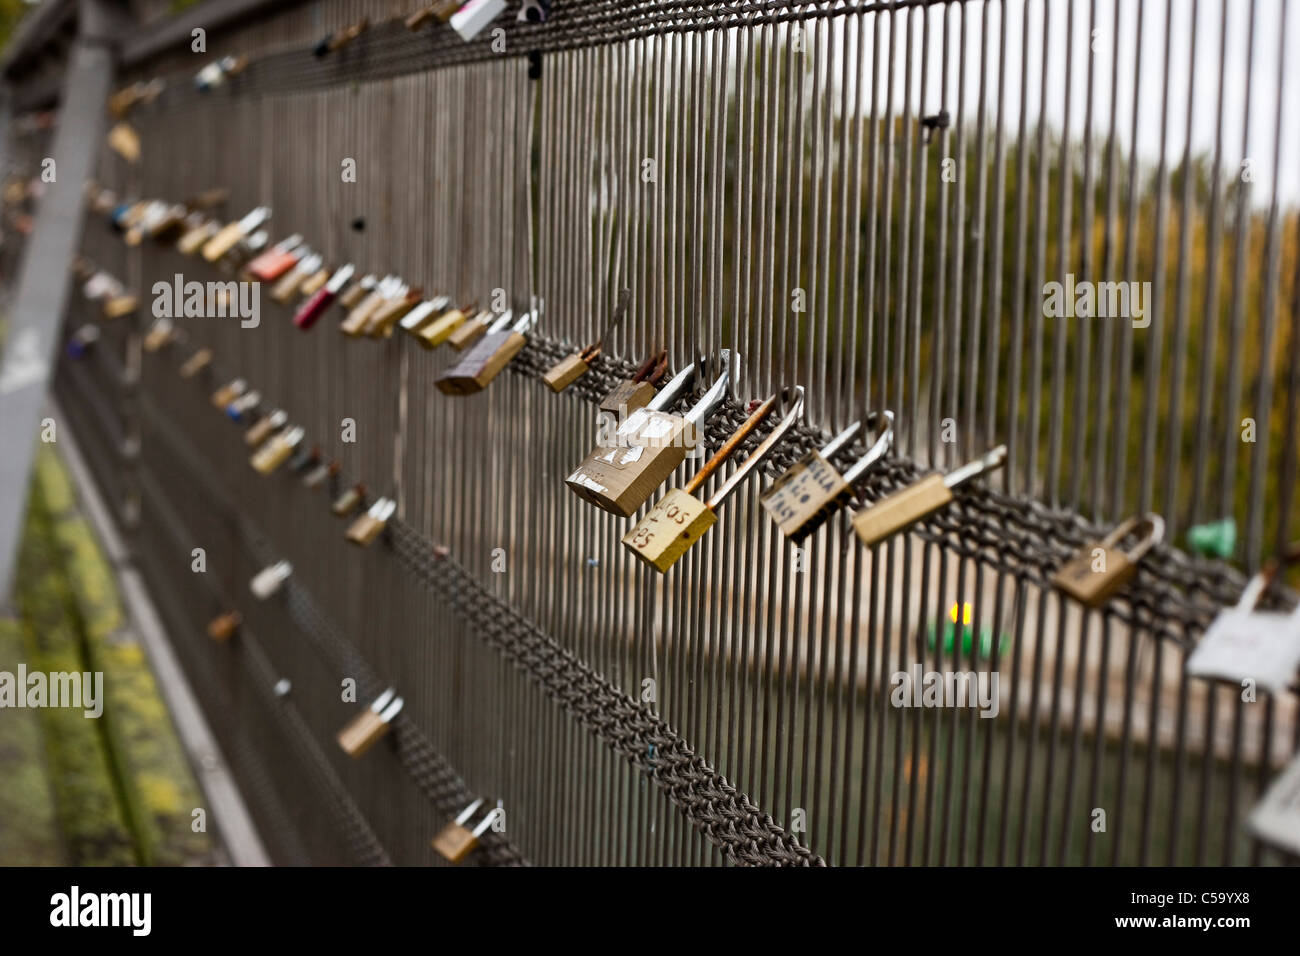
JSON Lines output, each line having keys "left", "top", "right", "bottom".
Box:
{"left": 249, "top": 425, "right": 304, "bottom": 474}
{"left": 760, "top": 410, "right": 894, "bottom": 543}
{"left": 269, "top": 251, "right": 322, "bottom": 303}
{"left": 431, "top": 798, "right": 498, "bottom": 864}
{"left": 177, "top": 219, "right": 218, "bottom": 255}
{"left": 297, "top": 263, "right": 332, "bottom": 297}
{"left": 345, "top": 498, "right": 396, "bottom": 546}
{"left": 179, "top": 348, "right": 213, "bottom": 379}
{"left": 244, "top": 410, "right": 287, "bottom": 447}
{"left": 434, "top": 311, "right": 535, "bottom": 395}
{"left": 398, "top": 295, "right": 452, "bottom": 337}
{"left": 413, "top": 302, "right": 475, "bottom": 348}
{"left": 623, "top": 387, "right": 804, "bottom": 573}
{"left": 332, "top": 483, "right": 366, "bottom": 517}
{"left": 336, "top": 688, "right": 404, "bottom": 758}
{"left": 338, "top": 273, "right": 377, "bottom": 310}
{"left": 598, "top": 350, "right": 667, "bottom": 416}
{"left": 225, "top": 390, "right": 261, "bottom": 422}
{"left": 201, "top": 206, "right": 270, "bottom": 262}
{"left": 206, "top": 611, "right": 242, "bottom": 642}
{"left": 103, "top": 294, "right": 138, "bottom": 319}
{"left": 340, "top": 275, "right": 400, "bottom": 336}
{"left": 327, "top": 17, "right": 368, "bottom": 53}
{"left": 566, "top": 353, "right": 732, "bottom": 518}
{"left": 249, "top": 560, "right": 292, "bottom": 600}
{"left": 142, "top": 318, "right": 175, "bottom": 353}
{"left": 1051, "top": 514, "right": 1165, "bottom": 607}
{"left": 543, "top": 343, "right": 601, "bottom": 392}
{"left": 850, "top": 445, "right": 1008, "bottom": 547}
{"left": 245, "top": 233, "right": 304, "bottom": 281}
{"left": 210, "top": 378, "right": 247, "bottom": 409}
{"left": 365, "top": 286, "right": 423, "bottom": 337}
{"left": 445, "top": 308, "right": 501, "bottom": 350}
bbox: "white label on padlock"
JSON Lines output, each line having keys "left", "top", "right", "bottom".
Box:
{"left": 1246, "top": 749, "right": 1300, "bottom": 857}
{"left": 1186, "top": 609, "right": 1300, "bottom": 696}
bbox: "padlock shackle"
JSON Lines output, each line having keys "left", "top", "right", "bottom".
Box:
{"left": 684, "top": 349, "right": 736, "bottom": 427}
{"left": 645, "top": 357, "right": 699, "bottom": 412}
{"left": 1098, "top": 512, "right": 1165, "bottom": 560}
{"left": 631, "top": 349, "right": 667, "bottom": 384}
{"left": 454, "top": 798, "right": 485, "bottom": 826}
{"left": 1238, "top": 539, "right": 1300, "bottom": 612}
{"left": 596, "top": 288, "right": 632, "bottom": 346}
{"left": 942, "top": 443, "right": 1008, "bottom": 489}
{"left": 840, "top": 409, "right": 896, "bottom": 485}
{"left": 485, "top": 309, "right": 515, "bottom": 334}
{"left": 704, "top": 386, "right": 806, "bottom": 510}
{"left": 368, "top": 687, "right": 396, "bottom": 713}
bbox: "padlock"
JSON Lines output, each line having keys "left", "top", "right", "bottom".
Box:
{"left": 225, "top": 390, "right": 261, "bottom": 422}
{"left": 294, "top": 264, "right": 355, "bottom": 330}
{"left": 598, "top": 350, "right": 667, "bottom": 416}
{"left": 565, "top": 353, "right": 731, "bottom": 518}
{"left": 143, "top": 203, "right": 187, "bottom": 241}
{"left": 451, "top": 0, "right": 506, "bottom": 41}
{"left": 851, "top": 445, "right": 1009, "bottom": 547}
{"left": 543, "top": 343, "right": 601, "bottom": 392}
{"left": 206, "top": 611, "right": 242, "bottom": 642}
{"left": 244, "top": 410, "right": 287, "bottom": 447}
{"left": 338, "top": 274, "right": 377, "bottom": 310}
{"left": 398, "top": 295, "right": 454, "bottom": 337}
{"left": 406, "top": 4, "right": 437, "bottom": 30}
{"left": 249, "top": 560, "right": 292, "bottom": 599}
{"left": 103, "top": 294, "right": 138, "bottom": 319}
{"left": 201, "top": 206, "right": 270, "bottom": 262}
{"left": 66, "top": 325, "right": 100, "bottom": 359}
{"left": 346, "top": 498, "right": 396, "bottom": 546}
{"left": 179, "top": 348, "right": 213, "bottom": 379}
{"left": 269, "top": 251, "right": 322, "bottom": 303}
{"left": 177, "top": 218, "right": 218, "bottom": 255}
{"left": 328, "top": 17, "right": 368, "bottom": 52}
{"left": 1050, "top": 514, "right": 1165, "bottom": 607}
{"left": 245, "top": 233, "right": 303, "bottom": 281}
{"left": 434, "top": 311, "right": 535, "bottom": 395}
{"left": 304, "top": 459, "right": 337, "bottom": 490}
{"left": 289, "top": 444, "right": 319, "bottom": 473}
{"left": 623, "top": 387, "right": 804, "bottom": 573}
{"left": 412, "top": 302, "right": 475, "bottom": 348}
{"left": 365, "top": 286, "right": 423, "bottom": 337}
{"left": 210, "top": 378, "right": 246, "bottom": 409}
{"left": 297, "top": 263, "right": 332, "bottom": 297}
{"left": 1186, "top": 543, "right": 1300, "bottom": 695}
{"left": 336, "top": 688, "right": 404, "bottom": 758}
{"left": 340, "top": 275, "right": 400, "bottom": 335}
{"left": 431, "top": 798, "right": 499, "bottom": 864}
{"left": 249, "top": 426, "right": 304, "bottom": 475}
{"left": 760, "top": 410, "right": 895, "bottom": 543}
{"left": 446, "top": 308, "right": 501, "bottom": 350}
{"left": 332, "top": 483, "right": 366, "bottom": 517}
{"left": 142, "top": 318, "right": 175, "bottom": 353}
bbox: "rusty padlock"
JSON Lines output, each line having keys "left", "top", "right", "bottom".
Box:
{"left": 598, "top": 349, "right": 667, "bottom": 416}
{"left": 434, "top": 310, "right": 535, "bottom": 394}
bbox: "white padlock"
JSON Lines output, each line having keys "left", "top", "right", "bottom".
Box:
{"left": 1186, "top": 551, "right": 1300, "bottom": 696}
{"left": 250, "top": 560, "right": 292, "bottom": 600}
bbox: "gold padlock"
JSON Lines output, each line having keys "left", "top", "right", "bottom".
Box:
{"left": 623, "top": 387, "right": 804, "bottom": 573}
{"left": 244, "top": 410, "right": 287, "bottom": 447}
{"left": 760, "top": 410, "right": 894, "bottom": 543}
{"left": 206, "top": 611, "right": 242, "bottom": 642}
{"left": 543, "top": 343, "right": 601, "bottom": 392}
{"left": 345, "top": 498, "right": 396, "bottom": 546}
{"left": 340, "top": 275, "right": 401, "bottom": 336}
{"left": 142, "top": 318, "right": 175, "bottom": 353}
{"left": 434, "top": 311, "right": 535, "bottom": 395}
{"left": 201, "top": 206, "right": 270, "bottom": 262}
{"left": 332, "top": 483, "right": 366, "bottom": 517}
{"left": 336, "top": 688, "right": 403, "bottom": 758}
{"left": 412, "top": 302, "right": 475, "bottom": 348}
{"left": 566, "top": 353, "right": 732, "bottom": 518}
{"left": 445, "top": 308, "right": 500, "bottom": 350}
{"left": 398, "top": 295, "right": 453, "bottom": 337}
{"left": 365, "top": 286, "right": 423, "bottom": 337}
{"left": 249, "top": 426, "right": 304, "bottom": 475}
{"left": 269, "top": 251, "right": 322, "bottom": 303}
{"left": 338, "top": 273, "right": 377, "bottom": 309}
{"left": 179, "top": 348, "right": 213, "bottom": 379}
{"left": 598, "top": 350, "right": 667, "bottom": 416}
{"left": 850, "top": 445, "right": 1007, "bottom": 547}
{"left": 103, "top": 294, "right": 138, "bottom": 319}
{"left": 1051, "top": 514, "right": 1165, "bottom": 607}
{"left": 431, "top": 798, "right": 498, "bottom": 864}
{"left": 297, "top": 264, "right": 332, "bottom": 297}
{"left": 210, "top": 378, "right": 247, "bottom": 409}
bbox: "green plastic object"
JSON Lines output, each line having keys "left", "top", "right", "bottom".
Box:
{"left": 927, "top": 621, "right": 1009, "bottom": 660}
{"left": 1187, "top": 518, "right": 1236, "bottom": 559}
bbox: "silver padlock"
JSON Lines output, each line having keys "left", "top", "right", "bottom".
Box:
{"left": 250, "top": 560, "right": 292, "bottom": 600}
{"left": 1186, "top": 545, "right": 1300, "bottom": 695}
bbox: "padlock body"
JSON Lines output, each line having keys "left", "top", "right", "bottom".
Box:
{"left": 201, "top": 223, "right": 243, "bottom": 262}
{"left": 338, "top": 281, "right": 371, "bottom": 309}
{"left": 851, "top": 473, "right": 953, "bottom": 547}
{"left": 143, "top": 324, "right": 172, "bottom": 352}
{"left": 1050, "top": 545, "right": 1135, "bottom": 607}
{"left": 1185, "top": 609, "right": 1300, "bottom": 695}
{"left": 299, "top": 268, "right": 330, "bottom": 297}
{"left": 446, "top": 317, "right": 490, "bottom": 350}
{"left": 247, "top": 249, "right": 299, "bottom": 282}
{"left": 178, "top": 223, "right": 216, "bottom": 255}
{"left": 103, "top": 295, "right": 138, "bottom": 319}
{"left": 622, "top": 488, "right": 717, "bottom": 573}
{"left": 416, "top": 309, "right": 468, "bottom": 347}
{"left": 345, "top": 514, "right": 385, "bottom": 546}
{"left": 244, "top": 416, "right": 279, "bottom": 447}
{"left": 366, "top": 296, "right": 416, "bottom": 337}
{"left": 541, "top": 353, "right": 590, "bottom": 392}
{"left": 565, "top": 410, "right": 696, "bottom": 517}
{"left": 206, "top": 612, "right": 241, "bottom": 642}
{"left": 598, "top": 379, "right": 656, "bottom": 416}
{"left": 332, "top": 488, "right": 363, "bottom": 516}
{"left": 270, "top": 270, "right": 307, "bottom": 304}
{"left": 336, "top": 709, "right": 390, "bottom": 758}
{"left": 250, "top": 437, "right": 294, "bottom": 475}
{"left": 340, "top": 292, "right": 385, "bottom": 335}
{"left": 434, "top": 331, "right": 527, "bottom": 394}
{"left": 179, "top": 349, "right": 212, "bottom": 379}
{"left": 431, "top": 823, "right": 480, "bottom": 864}
{"left": 759, "top": 451, "right": 853, "bottom": 543}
